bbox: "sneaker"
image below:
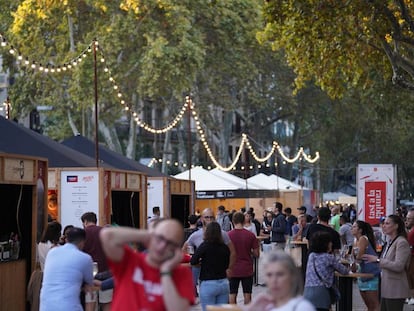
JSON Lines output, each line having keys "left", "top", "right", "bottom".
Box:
{"left": 408, "top": 298, "right": 414, "bottom": 305}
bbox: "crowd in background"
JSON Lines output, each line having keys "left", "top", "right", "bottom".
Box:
{"left": 28, "top": 201, "right": 414, "bottom": 311}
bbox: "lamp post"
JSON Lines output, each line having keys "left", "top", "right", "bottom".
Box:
{"left": 93, "top": 39, "right": 99, "bottom": 168}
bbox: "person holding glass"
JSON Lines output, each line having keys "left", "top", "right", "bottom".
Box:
{"left": 303, "top": 231, "right": 349, "bottom": 311}
{"left": 351, "top": 220, "right": 380, "bottom": 311}
{"left": 363, "top": 215, "right": 411, "bottom": 311}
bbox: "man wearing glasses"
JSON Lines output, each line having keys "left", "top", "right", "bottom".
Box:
{"left": 100, "top": 219, "right": 194, "bottom": 311}
{"left": 182, "top": 208, "right": 236, "bottom": 301}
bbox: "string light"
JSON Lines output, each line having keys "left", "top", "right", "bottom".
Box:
{"left": 0, "top": 33, "right": 94, "bottom": 74}
{"left": 0, "top": 33, "right": 319, "bottom": 169}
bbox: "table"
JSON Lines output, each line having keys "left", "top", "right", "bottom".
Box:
{"left": 335, "top": 272, "right": 374, "bottom": 311}
{"left": 206, "top": 304, "right": 242, "bottom": 311}
{"left": 253, "top": 235, "right": 270, "bottom": 286}
{"left": 291, "top": 240, "right": 308, "bottom": 280}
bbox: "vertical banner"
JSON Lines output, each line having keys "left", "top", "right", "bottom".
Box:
{"left": 357, "top": 164, "right": 395, "bottom": 226}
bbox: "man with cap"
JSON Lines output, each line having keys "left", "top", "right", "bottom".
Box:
{"left": 298, "top": 206, "right": 313, "bottom": 223}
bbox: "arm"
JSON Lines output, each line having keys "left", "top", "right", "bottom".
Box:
{"left": 160, "top": 249, "right": 191, "bottom": 311}
{"left": 100, "top": 226, "right": 151, "bottom": 262}
{"left": 227, "top": 241, "right": 236, "bottom": 277}
{"left": 272, "top": 217, "right": 286, "bottom": 234}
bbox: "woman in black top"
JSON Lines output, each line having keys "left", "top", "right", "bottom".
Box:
{"left": 190, "top": 222, "right": 230, "bottom": 311}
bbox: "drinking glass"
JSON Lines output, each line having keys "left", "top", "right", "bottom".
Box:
{"left": 93, "top": 262, "right": 98, "bottom": 277}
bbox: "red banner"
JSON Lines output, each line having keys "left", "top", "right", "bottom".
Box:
{"left": 364, "top": 181, "right": 386, "bottom": 225}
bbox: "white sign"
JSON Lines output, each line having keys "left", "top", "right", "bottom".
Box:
{"left": 147, "top": 179, "right": 164, "bottom": 219}
{"left": 60, "top": 170, "right": 99, "bottom": 229}
{"left": 357, "top": 164, "right": 396, "bottom": 226}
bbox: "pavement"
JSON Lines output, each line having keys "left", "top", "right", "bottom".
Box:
{"left": 190, "top": 254, "right": 414, "bottom": 311}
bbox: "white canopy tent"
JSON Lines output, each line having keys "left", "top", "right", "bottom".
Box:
{"left": 209, "top": 168, "right": 263, "bottom": 190}
{"left": 247, "top": 173, "right": 301, "bottom": 190}
{"left": 173, "top": 166, "right": 243, "bottom": 191}
{"left": 322, "top": 191, "right": 351, "bottom": 201}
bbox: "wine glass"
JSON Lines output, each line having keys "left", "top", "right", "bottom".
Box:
{"left": 93, "top": 262, "right": 98, "bottom": 277}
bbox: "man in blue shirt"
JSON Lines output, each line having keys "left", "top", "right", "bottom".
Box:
{"left": 40, "top": 227, "right": 94, "bottom": 311}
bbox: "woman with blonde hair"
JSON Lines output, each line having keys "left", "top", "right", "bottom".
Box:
{"left": 244, "top": 250, "right": 315, "bottom": 310}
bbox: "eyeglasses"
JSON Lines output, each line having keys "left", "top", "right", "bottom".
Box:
{"left": 203, "top": 216, "right": 215, "bottom": 220}
{"left": 153, "top": 234, "right": 181, "bottom": 249}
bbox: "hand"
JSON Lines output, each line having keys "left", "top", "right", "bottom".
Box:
{"left": 362, "top": 254, "right": 378, "bottom": 263}
{"left": 242, "top": 292, "right": 275, "bottom": 311}
{"left": 226, "top": 268, "right": 232, "bottom": 279}
{"left": 93, "top": 279, "right": 102, "bottom": 289}
{"left": 160, "top": 248, "right": 183, "bottom": 273}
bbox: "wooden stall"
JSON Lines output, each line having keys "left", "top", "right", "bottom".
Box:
{"left": 48, "top": 167, "right": 147, "bottom": 229}
{"left": 0, "top": 153, "right": 48, "bottom": 311}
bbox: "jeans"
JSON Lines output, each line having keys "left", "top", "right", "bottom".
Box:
{"left": 199, "top": 278, "right": 229, "bottom": 311}
{"left": 191, "top": 266, "right": 201, "bottom": 296}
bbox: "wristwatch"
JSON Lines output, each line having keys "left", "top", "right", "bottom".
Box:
{"left": 376, "top": 258, "right": 380, "bottom": 263}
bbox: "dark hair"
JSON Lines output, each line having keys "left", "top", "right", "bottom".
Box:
{"left": 387, "top": 214, "right": 407, "bottom": 238}
{"left": 63, "top": 225, "right": 74, "bottom": 236}
{"left": 188, "top": 214, "right": 199, "bottom": 225}
{"left": 284, "top": 207, "right": 292, "bottom": 214}
{"left": 41, "top": 221, "right": 62, "bottom": 244}
{"left": 340, "top": 214, "right": 350, "bottom": 223}
{"left": 309, "top": 231, "right": 332, "bottom": 253}
{"left": 232, "top": 212, "right": 245, "bottom": 225}
{"left": 318, "top": 207, "right": 331, "bottom": 222}
{"left": 153, "top": 206, "right": 160, "bottom": 213}
{"left": 204, "top": 222, "right": 223, "bottom": 244}
{"left": 218, "top": 205, "right": 225, "bottom": 211}
{"left": 275, "top": 202, "right": 283, "bottom": 212}
{"left": 81, "top": 212, "right": 97, "bottom": 224}
{"left": 355, "top": 220, "right": 376, "bottom": 250}
{"left": 66, "top": 227, "right": 86, "bottom": 244}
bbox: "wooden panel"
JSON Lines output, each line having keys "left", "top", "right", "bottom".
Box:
{"left": 3, "top": 158, "right": 35, "bottom": 183}
{"left": 47, "top": 169, "right": 56, "bottom": 188}
{"left": 170, "top": 180, "right": 180, "bottom": 193}
{"left": 127, "top": 173, "right": 141, "bottom": 191}
{"left": 180, "top": 180, "right": 191, "bottom": 194}
{"left": 0, "top": 260, "right": 26, "bottom": 311}
{"left": 111, "top": 172, "right": 126, "bottom": 189}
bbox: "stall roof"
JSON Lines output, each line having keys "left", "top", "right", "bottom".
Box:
{"left": 247, "top": 173, "right": 301, "bottom": 190}
{"left": 323, "top": 191, "right": 351, "bottom": 201}
{"left": 173, "top": 166, "right": 243, "bottom": 191}
{"left": 0, "top": 116, "right": 110, "bottom": 167}
{"left": 61, "top": 135, "right": 169, "bottom": 177}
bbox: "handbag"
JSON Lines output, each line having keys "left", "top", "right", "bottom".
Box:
{"left": 313, "top": 258, "right": 341, "bottom": 304}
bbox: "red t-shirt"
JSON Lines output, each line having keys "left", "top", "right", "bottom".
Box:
{"left": 109, "top": 247, "right": 194, "bottom": 311}
{"left": 228, "top": 228, "right": 259, "bottom": 277}
{"left": 408, "top": 228, "right": 414, "bottom": 255}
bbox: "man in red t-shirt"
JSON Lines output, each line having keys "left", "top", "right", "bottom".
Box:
{"left": 228, "top": 212, "right": 260, "bottom": 305}
{"left": 100, "top": 219, "right": 194, "bottom": 311}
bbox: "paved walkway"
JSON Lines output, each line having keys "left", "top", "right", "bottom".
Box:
{"left": 190, "top": 254, "right": 414, "bottom": 311}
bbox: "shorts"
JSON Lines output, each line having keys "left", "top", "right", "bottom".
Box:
{"left": 358, "top": 276, "right": 379, "bottom": 291}
{"left": 85, "top": 288, "right": 113, "bottom": 304}
{"left": 229, "top": 276, "right": 253, "bottom": 294}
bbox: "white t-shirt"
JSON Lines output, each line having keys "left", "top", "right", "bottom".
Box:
{"left": 244, "top": 223, "right": 257, "bottom": 236}
{"left": 270, "top": 297, "right": 315, "bottom": 311}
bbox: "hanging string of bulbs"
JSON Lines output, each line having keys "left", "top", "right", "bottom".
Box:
{"left": 0, "top": 36, "right": 320, "bottom": 170}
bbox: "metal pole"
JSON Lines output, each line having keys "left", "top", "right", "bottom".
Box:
{"left": 187, "top": 96, "right": 192, "bottom": 182}
{"left": 93, "top": 39, "right": 99, "bottom": 167}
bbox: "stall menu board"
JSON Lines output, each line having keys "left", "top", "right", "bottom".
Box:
{"left": 60, "top": 170, "right": 99, "bottom": 229}
{"left": 357, "top": 164, "right": 395, "bottom": 226}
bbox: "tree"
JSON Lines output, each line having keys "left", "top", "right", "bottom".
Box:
{"left": 259, "top": 0, "right": 414, "bottom": 98}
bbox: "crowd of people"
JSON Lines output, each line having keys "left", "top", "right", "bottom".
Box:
{"left": 28, "top": 202, "right": 414, "bottom": 311}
